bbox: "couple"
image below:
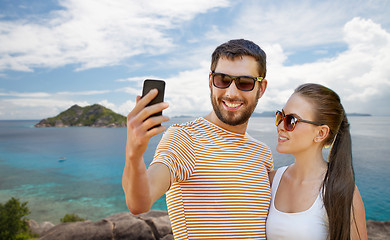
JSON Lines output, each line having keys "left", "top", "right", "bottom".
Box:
{"left": 122, "top": 39, "right": 367, "bottom": 239}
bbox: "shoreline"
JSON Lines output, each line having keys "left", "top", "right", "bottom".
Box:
{"left": 31, "top": 210, "right": 389, "bottom": 225}
{"left": 29, "top": 211, "right": 389, "bottom": 240}
{"left": 1, "top": 187, "right": 388, "bottom": 224}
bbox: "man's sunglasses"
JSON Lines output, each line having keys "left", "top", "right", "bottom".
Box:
{"left": 275, "top": 110, "right": 322, "bottom": 131}
{"left": 211, "top": 72, "right": 263, "bottom": 91}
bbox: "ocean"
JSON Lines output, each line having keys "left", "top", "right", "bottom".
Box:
{"left": 0, "top": 116, "right": 389, "bottom": 224}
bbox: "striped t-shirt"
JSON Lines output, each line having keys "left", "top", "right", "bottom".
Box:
{"left": 150, "top": 117, "right": 273, "bottom": 239}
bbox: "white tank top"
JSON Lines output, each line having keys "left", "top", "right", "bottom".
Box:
{"left": 266, "top": 166, "right": 329, "bottom": 240}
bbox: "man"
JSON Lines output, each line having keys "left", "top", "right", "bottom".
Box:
{"left": 123, "top": 39, "right": 273, "bottom": 239}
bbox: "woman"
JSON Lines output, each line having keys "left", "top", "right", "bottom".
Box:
{"left": 266, "top": 83, "right": 367, "bottom": 240}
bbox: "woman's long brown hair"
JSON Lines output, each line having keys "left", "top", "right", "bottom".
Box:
{"left": 294, "top": 83, "right": 356, "bottom": 240}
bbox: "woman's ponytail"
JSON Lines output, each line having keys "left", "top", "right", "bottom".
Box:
{"left": 324, "top": 113, "right": 355, "bottom": 240}
{"left": 294, "top": 83, "right": 356, "bottom": 240}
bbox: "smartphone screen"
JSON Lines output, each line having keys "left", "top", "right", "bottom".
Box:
{"left": 141, "top": 79, "right": 165, "bottom": 127}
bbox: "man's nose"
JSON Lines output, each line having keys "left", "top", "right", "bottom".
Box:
{"left": 225, "top": 79, "right": 240, "bottom": 97}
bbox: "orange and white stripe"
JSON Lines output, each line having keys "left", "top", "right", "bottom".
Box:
{"left": 151, "top": 117, "right": 273, "bottom": 239}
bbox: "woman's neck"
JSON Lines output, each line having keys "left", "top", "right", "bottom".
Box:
{"left": 290, "top": 149, "right": 328, "bottom": 182}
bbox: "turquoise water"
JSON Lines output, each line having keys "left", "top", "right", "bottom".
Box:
{"left": 0, "top": 117, "right": 389, "bottom": 224}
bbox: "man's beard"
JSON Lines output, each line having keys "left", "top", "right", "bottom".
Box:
{"left": 210, "top": 88, "right": 260, "bottom": 126}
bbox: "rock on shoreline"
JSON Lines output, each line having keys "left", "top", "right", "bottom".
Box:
{"left": 366, "top": 220, "right": 390, "bottom": 240}
{"left": 32, "top": 210, "right": 173, "bottom": 240}
{"left": 29, "top": 211, "right": 389, "bottom": 240}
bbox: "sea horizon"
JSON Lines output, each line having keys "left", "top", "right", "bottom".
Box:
{"left": 0, "top": 116, "right": 389, "bottom": 224}
{"left": 0, "top": 111, "right": 385, "bottom": 122}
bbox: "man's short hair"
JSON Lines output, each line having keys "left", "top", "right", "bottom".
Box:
{"left": 211, "top": 39, "right": 267, "bottom": 78}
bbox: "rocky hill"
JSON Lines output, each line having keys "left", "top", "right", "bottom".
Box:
{"left": 35, "top": 104, "right": 126, "bottom": 127}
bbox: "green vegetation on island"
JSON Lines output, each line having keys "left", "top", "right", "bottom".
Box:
{"left": 0, "top": 197, "right": 88, "bottom": 239}
{"left": 60, "top": 213, "right": 86, "bottom": 223}
{"left": 0, "top": 197, "right": 36, "bottom": 240}
{"left": 35, "top": 104, "right": 127, "bottom": 127}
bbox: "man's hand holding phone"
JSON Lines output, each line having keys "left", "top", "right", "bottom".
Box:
{"left": 126, "top": 79, "right": 169, "bottom": 159}
{"left": 123, "top": 80, "right": 169, "bottom": 214}
{"left": 141, "top": 80, "right": 166, "bottom": 128}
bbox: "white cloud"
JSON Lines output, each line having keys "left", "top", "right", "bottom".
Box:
{"left": 97, "top": 99, "right": 117, "bottom": 112}
{"left": 0, "top": 89, "right": 116, "bottom": 119}
{"left": 206, "top": 0, "right": 390, "bottom": 53}
{"left": 57, "top": 90, "right": 110, "bottom": 96}
{"left": 0, "top": 90, "right": 111, "bottom": 97}
{"left": 263, "top": 17, "right": 390, "bottom": 115}
{"left": 115, "top": 76, "right": 156, "bottom": 82}
{"left": 0, "top": 91, "right": 52, "bottom": 98}
{"left": 1, "top": 1, "right": 390, "bottom": 119}
{"left": 130, "top": 17, "right": 390, "bottom": 117}
{"left": 116, "top": 100, "right": 136, "bottom": 117}
{"left": 119, "top": 87, "right": 141, "bottom": 95}
{"left": 99, "top": 99, "right": 135, "bottom": 116}
{"left": 162, "top": 61, "right": 211, "bottom": 116}
{"left": 0, "top": 0, "right": 230, "bottom": 72}
{"left": 206, "top": 1, "right": 347, "bottom": 49}
{"left": 0, "top": 98, "right": 90, "bottom": 120}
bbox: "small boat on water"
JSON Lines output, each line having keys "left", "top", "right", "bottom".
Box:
{"left": 58, "top": 157, "right": 67, "bottom": 162}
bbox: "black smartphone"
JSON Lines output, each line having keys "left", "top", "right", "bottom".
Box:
{"left": 141, "top": 79, "right": 166, "bottom": 127}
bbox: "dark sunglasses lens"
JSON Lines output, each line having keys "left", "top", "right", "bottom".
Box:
{"left": 236, "top": 77, "right": 255, "bottom": 91}
{"left": 284, "top": 115, "right": 296, "bottom": 131}
{"left": 213, "top": 74, "right": 232, "bottom": 88}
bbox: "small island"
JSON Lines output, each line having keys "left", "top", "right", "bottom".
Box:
{"left": 35, "top": 104, "right": 127, "bottom": 127}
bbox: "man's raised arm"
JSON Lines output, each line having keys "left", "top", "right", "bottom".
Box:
{"left": 122, "top": 89, "right": 170, "bottom": 215}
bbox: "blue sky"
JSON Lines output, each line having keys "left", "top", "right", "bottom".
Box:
{"left": 0, "top": 0, "right": 389, "bottom": 120}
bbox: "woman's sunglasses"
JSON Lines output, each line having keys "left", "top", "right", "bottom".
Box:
{"left": 211, "top": 72, "right": 263, "bottom": 91}
{"left": 275, "top": 110, "right": 322, "bottom": 131}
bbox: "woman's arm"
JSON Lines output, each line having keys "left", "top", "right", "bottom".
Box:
{"left": 350, "top": 186, "right": 367, "bottom": 240}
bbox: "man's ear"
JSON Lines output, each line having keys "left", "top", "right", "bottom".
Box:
{"left": 257, "top": 79, "right": 267, "bottom": 99}
{"left": 314, "top": 125, "right": 330, "bottom": 143}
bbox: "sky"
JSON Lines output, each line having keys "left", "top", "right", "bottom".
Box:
{"left": 0, "top": 0, "right": 389, "bottom": 120}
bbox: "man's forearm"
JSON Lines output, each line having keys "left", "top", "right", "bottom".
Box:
{"left": 122, "top": 155, "right": 153, "bottom": 215}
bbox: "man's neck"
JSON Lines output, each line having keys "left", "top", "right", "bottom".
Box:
{"left": 204, "top": 112, "right": 248, "bottom": 134}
